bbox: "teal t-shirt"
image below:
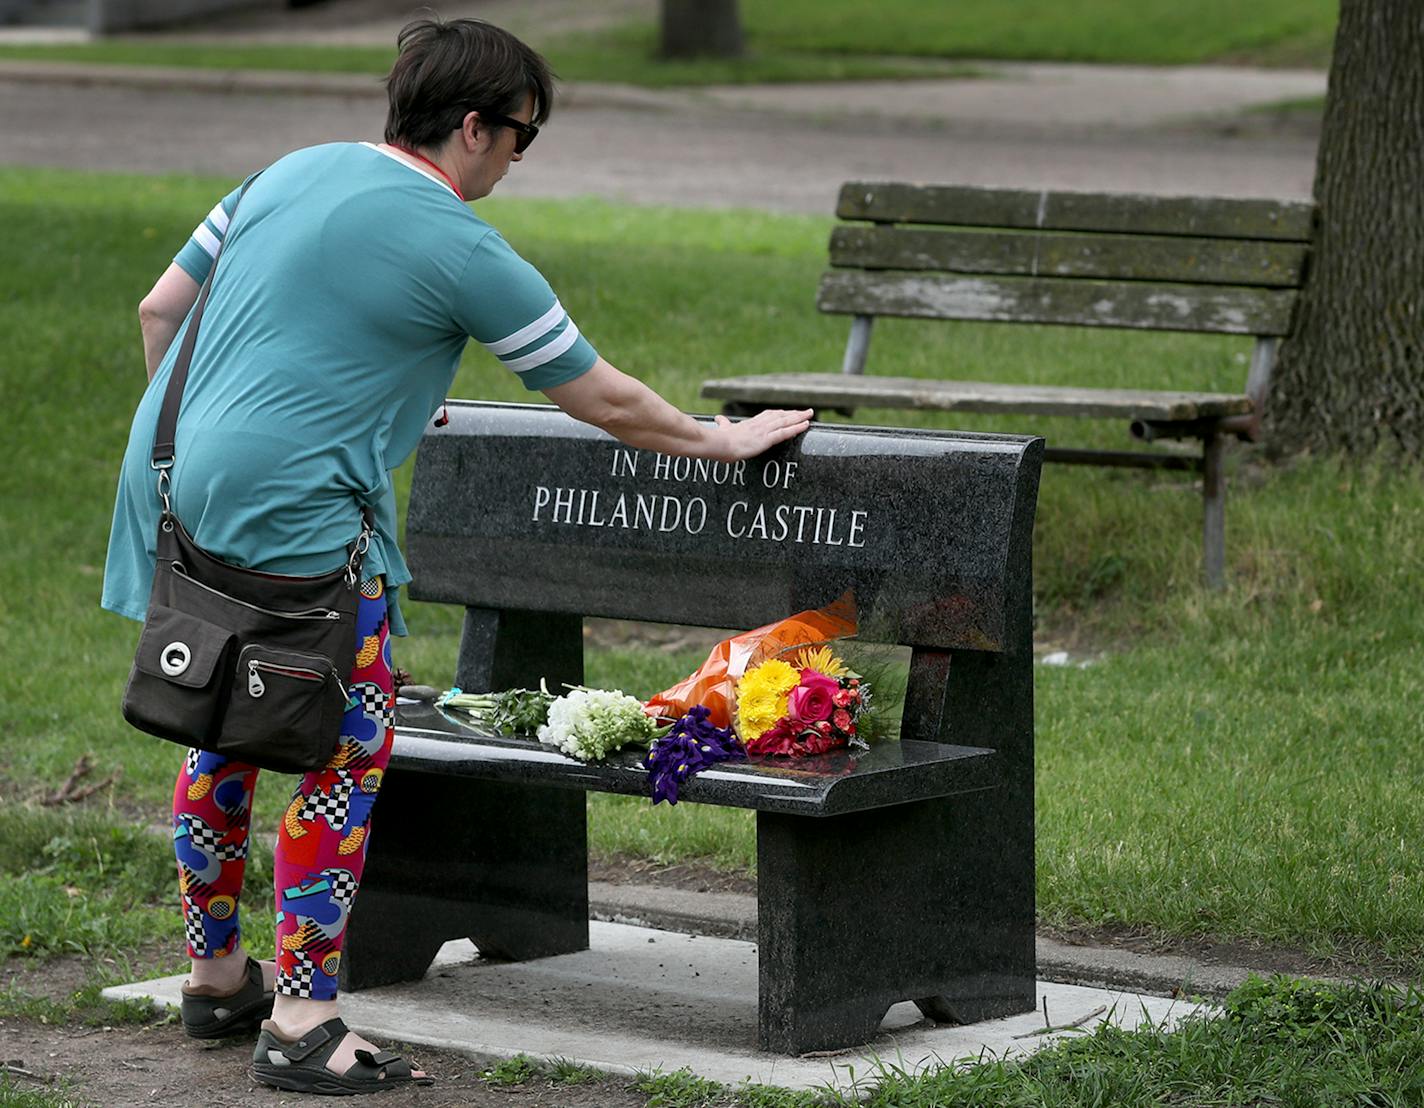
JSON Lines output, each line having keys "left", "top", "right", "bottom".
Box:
{"left": 103, "top": 142, "right": 597, "bottom": 635}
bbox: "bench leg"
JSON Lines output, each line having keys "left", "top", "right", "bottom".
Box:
{"left": 340, "top": 769, "right": 588, "bottom": 991}
{"left": 1202, "top": 432, "right": 1227, "bottom": 589}
{"left": 756, "top": 793, "right": 1034, "bottom": 1054}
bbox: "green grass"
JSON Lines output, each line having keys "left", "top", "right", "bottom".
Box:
{"left": 737, "top": 0, "right": 1338, "bottom": 67}
{"left": 0, "top": 0, "right": 1338, "bottom": 82}
{"left": 0, "top": 806, "right": 179, "bottom": 959}
{"left": 481, "top": 1053, "right": 604, "bottom": 1089}
{"left": 541, "top": 22, "right": 974, "bottom": 86}
{"left": 2, "top": 168, "right": 1423, "bottom": 981}
{"left": 1248, "top": 94, "right": 1328, "bottom": 116}
{"left": 628, "top": 980, "right": 1424, "bottom": 1106}
{"left": 0, "top": 980, "right": 158, "bottom": 1029}
{"left": 844, "top": 978, "right": 1424, "bottom": 1107}
{"left": 0, "top": 1081, "right": 85, "bottom": 1108}
{"left": 481, "top": 1055, "right": 544, "bottom": 1087}
{"left": 0, "top": 41, "right": 397, "bottom": 74}
{"left": 0, "top": 37, "right": 971, "bottom": 88}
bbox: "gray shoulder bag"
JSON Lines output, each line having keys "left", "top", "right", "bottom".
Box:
{"left": 121, "top": 179, "right": 372, "bottom": 773}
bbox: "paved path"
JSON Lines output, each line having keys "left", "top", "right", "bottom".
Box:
{"left": 1, "top": 68, "right": 1318, "bottom": 211}
{"left": 1, "top": 0, "right": 1323, "bottom": 206}
{"left": 698, "top": 62, "right": 1325, "bottom": 131}
{"left": 108, "top": 923, "right": 1206, "bottom": 1091}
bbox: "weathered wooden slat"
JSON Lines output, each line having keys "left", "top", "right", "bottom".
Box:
{"left": 816, "top": 271, "right": 1298, "bottom": 335}
{"left": 829, "top": 226, "right": 1308, "bottom": 288}
{"left": 1042, "top": 447, "right": 1203, "bottom": 471}
{"left": 701, "top": 373, "right": 1255, "bottom": 422}
{"left": 837, "top": 182, "right": 1315, "bottom": 242}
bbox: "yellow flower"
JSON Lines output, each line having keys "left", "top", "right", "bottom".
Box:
{"left": 793, "top": 645, "right": 848, "bottom": 678}
{"left": 736, "top": 659, "right": 800, "bottom": 740}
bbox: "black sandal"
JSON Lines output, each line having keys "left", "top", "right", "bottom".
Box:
{"left": 251, "top": 1016, "right": 433, "bottom": 1095}
{"left": 180, "top": 956, "right": 275, "bottom": 1039}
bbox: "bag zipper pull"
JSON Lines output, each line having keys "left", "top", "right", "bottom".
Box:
{"left": 248, "top": 662, "right": 265, "bottom": 698}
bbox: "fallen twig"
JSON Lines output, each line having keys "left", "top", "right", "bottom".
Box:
{"left": 1, "top": 1062, "right": 46, "bottom": 1082}
{"left": 44, "top": 755, "right": 91, "bottom": 801}
{"left": 40, "top": 755, "right": 120, "bottom": 806}
{"left": 1012, "top": 1003, "right": 1108, "bottom": 1039}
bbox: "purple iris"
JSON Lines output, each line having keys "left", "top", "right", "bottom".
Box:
{"left": 643, "top": 705, "right": 745, "bottom": 806}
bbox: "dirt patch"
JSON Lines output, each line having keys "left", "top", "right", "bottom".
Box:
{"left": 1038, "top": 921, "right": 1410, "bottom": 984}
{"left": 1, "top": 1012, "right": 645, "bottom": 1108}
{"left": 590, "top": 854, "right": 755, "bottom": 897}
{"left": 593, "top": 856, "right": 1412, "bottom": 984}
{"left": 583, "top": 617, "right": 730, "bottom": 656}
{"left": 3, "top": 940, "right": 650, "bottom": 1107}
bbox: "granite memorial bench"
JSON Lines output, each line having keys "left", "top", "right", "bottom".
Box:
{"left": 702, "top": 182, "right": 1316, "bottom": 587}
{"left": 341, "top": 400, "right": 1044, "bottom": 1054}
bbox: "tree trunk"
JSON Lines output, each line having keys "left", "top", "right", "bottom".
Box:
{"left": 659, "top": 0, "right": 744, "bottom": 59}
{"left": 1266, "top": 0, "right": 1424, "bottom": 458}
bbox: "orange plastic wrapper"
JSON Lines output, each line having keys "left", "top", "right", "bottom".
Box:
{"left": 643, "top": 593, "right": 857, "bottom": 727}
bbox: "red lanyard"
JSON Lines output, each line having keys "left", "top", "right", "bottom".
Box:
{"left": 390, "top": 144, "right": 464, "bottom": 201}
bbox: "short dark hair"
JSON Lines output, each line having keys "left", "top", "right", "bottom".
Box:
{"left": 384, "top": 18, "right": 554, "bottom": 149}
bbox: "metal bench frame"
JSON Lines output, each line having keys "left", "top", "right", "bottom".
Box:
{"left": 704, "top": 183, "right": 1317, "bottom": 587}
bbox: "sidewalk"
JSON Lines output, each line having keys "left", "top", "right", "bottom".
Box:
{"left": 1, "top": 0, "right": 1324, "bottom": 205}
{"left": 0, "top": 54, "right": 1325, "bottom": 135}
{"left": 107, "top": 922, "right": 1207, "bottom": 1091}
{"left": 102, "top": 880, "right": 1370, "bottom": 1091}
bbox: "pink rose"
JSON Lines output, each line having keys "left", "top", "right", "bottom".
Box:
{"left": 787, "top": 670, "right": 838, "bottom": 724}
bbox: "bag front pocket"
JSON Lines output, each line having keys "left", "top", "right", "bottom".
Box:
{"left": 220, "top": 644, "right": 349, "bottom": 773}
{"left": 123, "top": 605, "right": 237, "bottom": 746}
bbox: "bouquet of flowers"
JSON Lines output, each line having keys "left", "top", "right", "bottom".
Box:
{"left": 537, "top": 686, "right": 663, "bottom": 761}
{"left": 735, "top": 644, "right": 869, "bottom": 757}
{"left": 645, "top": 593, "right": 875, "bottom": 760}
{"left": 438, "top": 683, "right": 661, "bottom": 762}
{"left": 437, "top": 682, "right": 555, "bottom": 735}
{"left": 644, "top": 592, "right": 857, "bottom": 729}
{"left": 433, "top": 594, "right": 888, "bottom": 806}
{"left": 642, "top": 705, "right": 744, "bottom": 806}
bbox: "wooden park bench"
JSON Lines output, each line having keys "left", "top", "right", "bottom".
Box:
{"left": 702, "top": 182, "right": 1316, "bottom": 587}
{"left": 340, "top": 400, "right": 1044, "bottom": 1055}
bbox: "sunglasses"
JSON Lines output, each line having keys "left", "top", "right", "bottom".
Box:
{"left": 473, "top": 109, "right": 539, "bottom": 154}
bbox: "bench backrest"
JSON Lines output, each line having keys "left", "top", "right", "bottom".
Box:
{"left": 823, "top": 182, "right": 1315, "bottom": 337}
{"left": 405, "top": 402, "right": 1044, "bottom": 755}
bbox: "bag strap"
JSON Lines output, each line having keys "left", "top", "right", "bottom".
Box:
{"left": 151, "top": 175, "right": 258, "bottom": 483}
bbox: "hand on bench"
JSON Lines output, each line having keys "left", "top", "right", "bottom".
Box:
{"left": 544, "top": 355, "right": 812, "bottom": 462}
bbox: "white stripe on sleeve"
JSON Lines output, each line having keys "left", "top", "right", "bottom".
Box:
{"left": 192, "top": 223, "right": 222, "bottom": 259}
{"left": 503, "top": 322, "right": 581, "bottom": 374}
{"left": 207, "top": 203, "right": 231, "bottom": 234}
{"left": 483, "top": 300, "right": 566, "bottom": 356}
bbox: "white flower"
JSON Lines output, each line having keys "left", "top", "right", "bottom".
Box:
{"left": 537, "top": 687, "right": 659, "bottom": 761}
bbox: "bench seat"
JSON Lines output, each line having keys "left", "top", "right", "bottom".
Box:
{"left": 394, "top": 701, "right": 998, "bottom": 818}
{"left": 703, "top": 372, "right": 1255, "bottom": 424}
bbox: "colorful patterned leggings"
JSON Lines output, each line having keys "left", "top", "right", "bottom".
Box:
{"left": 171, "top": 578, "right": 393, "bottom": 1002}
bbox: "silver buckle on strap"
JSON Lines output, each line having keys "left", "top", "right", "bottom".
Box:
{"left": 346, "top": 523, "right": 372, "bottom": 587}
{"left": 153, "top": 464, "right": 174, "bottom": 517}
